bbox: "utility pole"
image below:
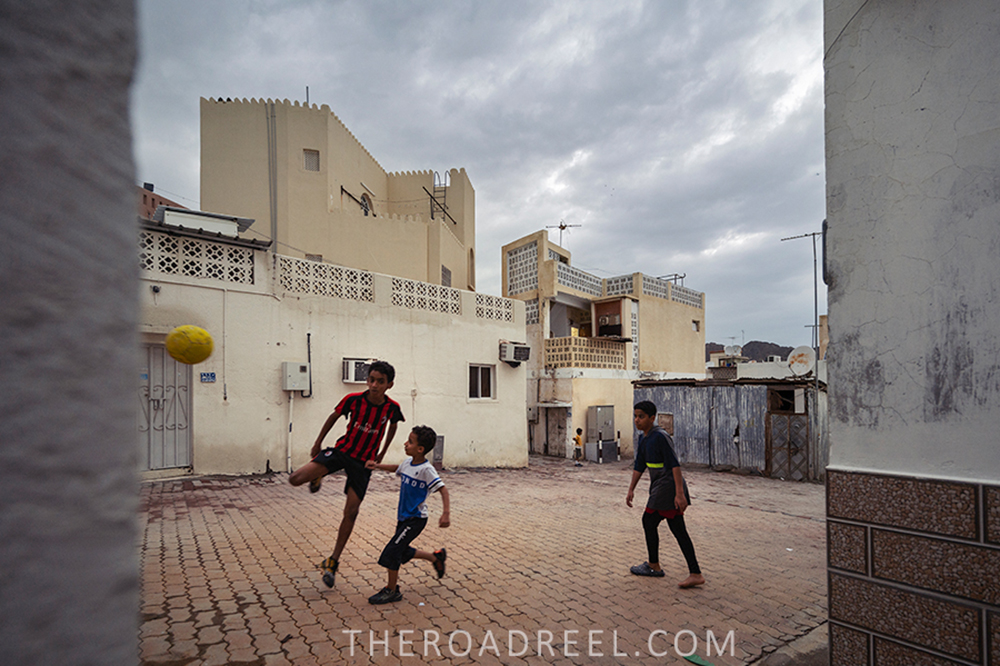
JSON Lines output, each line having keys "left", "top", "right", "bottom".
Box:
{"left": 781, "top": 227, "right": 824, "bottom": 480}
{"left": 780, "top": 230, "right": 821, "bottom": 350}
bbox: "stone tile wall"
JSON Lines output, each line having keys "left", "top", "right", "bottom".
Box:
{"left": 828, "top": 469, "right": 1000, "bottom": 665}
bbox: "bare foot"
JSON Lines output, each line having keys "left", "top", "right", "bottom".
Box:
{"left": 678, "top": 574, "right": 705, "bottom": 589}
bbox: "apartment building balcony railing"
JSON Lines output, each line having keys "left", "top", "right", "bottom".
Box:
{"left": 544, "top": 336, "right": 627, "bottom": 369}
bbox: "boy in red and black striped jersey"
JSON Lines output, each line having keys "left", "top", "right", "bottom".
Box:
{"left": 289, "top": 361, "right": 405, "bottom": 587}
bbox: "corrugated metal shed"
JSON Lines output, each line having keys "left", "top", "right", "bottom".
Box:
{"left": 633, "top": 377, "right": 827, "bottom": 481}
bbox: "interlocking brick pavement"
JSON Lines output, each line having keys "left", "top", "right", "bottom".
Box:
{"left": 139, "top": 456, "right": 827, "bottom": 665}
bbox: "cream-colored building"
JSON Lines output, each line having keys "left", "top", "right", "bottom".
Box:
{"left": 137, "top": 101, "right": 527, "bottom": 476}
{"left": 139, "top": 212, "right": 526, "bottom": 475}
{"left": 502, "top": 230, "right": 706, "bottom": 458}
{"left": 201, "top": 97, "right": 476, "bottom": 291}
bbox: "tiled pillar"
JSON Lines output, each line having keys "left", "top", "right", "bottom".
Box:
{"left": 824, "top": 1, "right": 1000, "bottom": 664}
{"left": 827, "top": 471, "right": 1000, "bottom": 664}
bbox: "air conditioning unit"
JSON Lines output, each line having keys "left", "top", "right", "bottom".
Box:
{"left": 599, "top": 315, "right": 610, "bottom": 326}
{"left": 342, "top": 358, "right": 373, "bottom": 383}
{"left": 499, "top": 342, "right": 531, "bottom": 364}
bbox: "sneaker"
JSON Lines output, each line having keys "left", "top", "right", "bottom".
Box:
{"left": 433, "top": 548, "right": 447, "bottom": 579}
{"left": 630, "top": 562, "right": 665, "bottom": 577}
{"left": 319, "top": 557, "right": 338, "bottom": 588}
{"left": 308, "top": 477, "right": 322, "bottom": 493}
{"left": 368, "top": 586, "right": 403, "bottom": 605}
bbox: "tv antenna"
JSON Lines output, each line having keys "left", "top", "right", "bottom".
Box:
{"left": 546, "top": 219, "right": 581, "bottom": 246}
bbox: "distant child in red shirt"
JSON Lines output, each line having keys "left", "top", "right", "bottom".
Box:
{"left": 289, "top": 360, "right": 405, "bottom": 587}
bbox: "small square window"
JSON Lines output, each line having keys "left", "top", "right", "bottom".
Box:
{"left": 692, "top": 320, "right": 700, "bottom": 332}
{"left": 303, "top": 149, "right": 320, "bottom": 171}
{"left": 469, "top": 365, "right": 494, "bottom": 399}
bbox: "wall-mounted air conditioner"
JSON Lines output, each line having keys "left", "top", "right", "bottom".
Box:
{"left": 342, "top": 358, "right": 373, "bottom": 383}
{"left": 499, "top": 342, "right": 531, "bottom": 364}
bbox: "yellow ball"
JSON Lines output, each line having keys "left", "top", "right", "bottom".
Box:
{"left": 165, "top": 325, "right": 214, "bottom": 365}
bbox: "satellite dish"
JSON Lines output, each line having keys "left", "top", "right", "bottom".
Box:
{"left": 724, "top": 345, "right": 735, "bottom": 355}
{"left": 733, "top": 346, "right": 742, "bottom": 356}
{"left": 788, "top": 346, "right": 816, "bottom": 376}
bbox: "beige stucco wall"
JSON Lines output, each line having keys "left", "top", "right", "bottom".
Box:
{"left": 636, "top": 291, "right": 706, "bottom": 374}
{"left": 570, "top": 373, "right": 637, "bottom": 456}
{"left": 201, "top": 98, "right": 475, "bottom": 290}
{"left": 140, "top": 240, "right": 526, "bottom": 474}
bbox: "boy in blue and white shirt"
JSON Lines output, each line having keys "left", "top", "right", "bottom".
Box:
{"left": 365, "top": 425, "right": 450, "bottom": 604}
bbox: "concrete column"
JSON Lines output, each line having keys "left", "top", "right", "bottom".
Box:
{"left": 0, "top": 2, "right": 139, "bottom": 664}
{"left": 824, "top": 2, "right": 1000, "bottom": 663}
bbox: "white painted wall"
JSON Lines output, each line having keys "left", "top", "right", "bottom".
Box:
{"left": 825, "top": 0, "right": 1000, "bottom": 482}
{"left": 141, "top": 240, "right": 528, "bottom": 473}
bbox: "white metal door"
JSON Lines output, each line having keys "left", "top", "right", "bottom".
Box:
{"left": 138, "top": 345, "right": 192, "bottom": 470}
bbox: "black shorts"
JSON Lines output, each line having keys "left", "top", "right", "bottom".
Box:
{"left": 312, "top": 448, "right": 371, "bottom": 501}
{"left": 377, "top": 517, "right": 427, "bottom": 570}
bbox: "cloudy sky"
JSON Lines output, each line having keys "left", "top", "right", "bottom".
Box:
{"left": 131, "top": 0, "right": 827, "bottom": 349}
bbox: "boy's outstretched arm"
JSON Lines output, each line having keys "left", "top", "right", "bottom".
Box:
{"left": 375, "top": 421, "right": 398, "bottom": 463}
{"left": 311, "top": 409, "right": 343, "bottom": 458}
{"left": 438, "top": 487, "right": 451, "bottom": 528}
{"left": 365, "top": 460, "right": 398, "bottom": 472}
{"left": 625, "top": 469, "right": 643, "bottom": 507}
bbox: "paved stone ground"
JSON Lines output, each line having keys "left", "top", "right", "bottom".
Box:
{"left": 139, "top": 456, "right": 827, "bottom": 665}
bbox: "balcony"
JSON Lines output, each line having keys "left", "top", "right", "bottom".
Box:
{"left": 544, "top": 336, "right": 627, "bottom": 369}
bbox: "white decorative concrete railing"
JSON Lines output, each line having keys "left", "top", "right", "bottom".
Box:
{"left": 505, "top": 240, "right": 538, "bottom": 295}
{"left": 140, "top": 231, "right": 519, "bottom": 323}
{"left": 556, "top": 262, "right": 603, "bottom": 297}
{"left": 277, "top": 255, "right": 375, "bottom": 302}
{"left": 475, "top": 293, "right": 514, "bottom": 322}
{"left": 140, "top": 230, "right": 255, "bottom": 285}
{"left": 605, "top": 274, "right": 635, "bottom": 296}
{"left": 670, "top": 283, "right": 704, "bottom": 308}
{"left": 640, "top": 274, "right": 703, "bottom": 309}
{"left": 392, "top": 277, "right": 461, "bottom": 314}
{"left": 544, "top": 336, "right": 627, "bottom": 369}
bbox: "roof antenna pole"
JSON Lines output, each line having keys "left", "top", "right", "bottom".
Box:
{"left": 545, "top": 219, "right": 581, "bottom": 247}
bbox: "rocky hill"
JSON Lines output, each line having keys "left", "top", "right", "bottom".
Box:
{"left": 705, "top": 340, "right": 795, "bottom": 363}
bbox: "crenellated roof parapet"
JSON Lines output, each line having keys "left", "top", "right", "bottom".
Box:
{"left": 203, "top": 97, "right": 385, "bottom": 173}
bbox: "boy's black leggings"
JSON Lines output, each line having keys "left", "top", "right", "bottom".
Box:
{"left": 642, "top": 511, "right": 701, "bottom": 574}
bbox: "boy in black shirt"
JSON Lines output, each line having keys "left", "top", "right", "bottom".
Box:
{"left": 625, "top": 400, "right": 705, "bottom": 588}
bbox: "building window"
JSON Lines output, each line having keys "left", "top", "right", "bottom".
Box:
{"left": 360, "top": 193, "right": 372, "bottom": 216}
{"left": 469, "top": 365, "right": 494, "bottom": 399}
{"left": 441, "top": 265, "right": 452, "bottom": 287}
{"left": 303, "top": 149, "right": 320, "bottom": 171}
{"left": 692, "top": 320, "right": 700, "bottom": 332}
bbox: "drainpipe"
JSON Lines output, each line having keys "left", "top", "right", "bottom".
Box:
{"left": 286, "top": 390, "right": 294, "bottom": 473}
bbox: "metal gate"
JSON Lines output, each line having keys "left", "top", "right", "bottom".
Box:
{"left": 767, "top": 414, "right": 809, "bottom": 481}
{"left": 138, "top": 345, "right": 192, "bottom": 470}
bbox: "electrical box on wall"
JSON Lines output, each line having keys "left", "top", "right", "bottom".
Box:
{"left": 282, "top": 362, "right": 311, "bottom": 391}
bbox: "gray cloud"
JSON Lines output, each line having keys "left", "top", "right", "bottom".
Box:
{"left": 131, "top": 0, "right": 827, "bottom": 348}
